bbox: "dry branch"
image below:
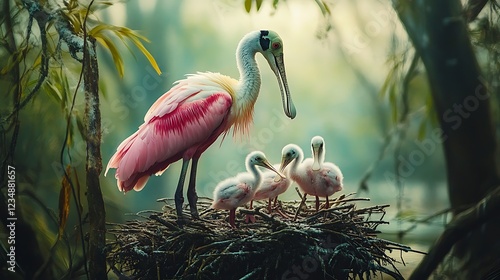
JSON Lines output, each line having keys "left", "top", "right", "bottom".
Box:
{"left": 409, "top": 186, "right": 500, "bottom": 280}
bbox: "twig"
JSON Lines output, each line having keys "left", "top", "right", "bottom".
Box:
{"left": 149, "top": 214, "right": 181, "bottom": 231}
{"left": 108, "top": 198, "right": 410, "bottom": 279}
{"left": 304, "top": 204, "right": 354, "bottom": 223}
{"left": 410, "top": 186, "right": 500, "bottom": 280}
{"left": 391, "top": 207, "right": 451, "bottom": 238}
{"left": 293, "top": 189, "right": 308, "bottom": 221}
{"left": 239, "top": 207, "right": 285, "bottom": 227}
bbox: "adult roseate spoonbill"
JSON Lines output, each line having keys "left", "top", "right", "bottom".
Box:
{"left": 251, "top": 158, "right": 292, "bottom": 215}
{"left": 105, "top": 30, "right": 296, "bottom": 222}
{"left": 211, "top": 151, "right": 283, "bottom": 228}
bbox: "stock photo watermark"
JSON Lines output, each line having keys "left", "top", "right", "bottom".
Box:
{"left": 384, "top": 127, "right": 446, "bottom": 185}
{"left": 6, "top": 165, "right": 17, "bottom": 273}
{"left": 203, "top": 107, "right": 291, "bottom": 195}
{"left": 51, "top": 65, "right": 162, "bottom": 176}
{"left": 384, "top": 76, "right": 497, "bottom": 185}
{"left": 281, "top": 235, "right": 339, "bottom": 280}
{"left": 342, "top": 7, "right": 396, "bottom": 58}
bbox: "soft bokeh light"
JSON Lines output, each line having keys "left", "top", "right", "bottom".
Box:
{"left": 97, "top": 2, "right": 449, "bottom": 275}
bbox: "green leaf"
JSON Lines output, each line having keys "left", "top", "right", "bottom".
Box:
{"left": 426, "top": 93, "right": 438, "bottom": 127}
{"left": 256, "top": 0, "right": 263, "bottom": 11}
{"left": 91, "top": 25, "right": 161, "bottom": 76}
{"left": 388, "top": 82, "right": 398, "bottom": 124}
{"left": 244, "top": 0, "right": 252, "bottom": 13}
{"left": 322, "top": 1, "right": 331, "bottom": 14}
{"left": 66, "top": 115, "right": 74, "bottom": 147}
{"left": 94, "top": 36, "right": 124, "bottom": 77}
{"left": 379, "top": 67, "right": 395, "bottom": 99}
{"left": 1, "top": 52, "right": 21, "bottom": 75}
{"left": 417, "top": 119, "right": 428, "bottom": 141}
{"left": 44, "top": 80, "right": 64, "bottom": 105}
{"left": 315, "top": 0, "right": 331, "bottom": 16}
{"left": 127, "top": 35, "right": 162, "bottom": 75}
{"left": 395, "top": 209, "right": 418, "bottom": 221}
{"left": 273, "top": 0, "right": 280, "bottom": 9}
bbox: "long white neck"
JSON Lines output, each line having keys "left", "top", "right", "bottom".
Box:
{"left": 235, "top": 32, "right": 262, "bottom": 103}
{"left": 311, "top": 137, "right": 327, "bottom": 169}
{"left": 247, "top": 163, "right": 263, "bottom": 190}
{"left": 290, "top": 149, "right": 304, "bottom": 175}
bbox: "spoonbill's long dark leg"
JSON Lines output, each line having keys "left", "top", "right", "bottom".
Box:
{"left": 315, "top": 195, "right": 320, "bottom": 211}
{"left": 175, "top": 159, "right": 190, "bottom": 223}
{"left": 187, "top": 157, "right": 200, "bottom": 219}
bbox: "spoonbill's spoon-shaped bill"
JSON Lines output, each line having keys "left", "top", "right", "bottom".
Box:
{"left": 280, "top": 137, "right": 343, "bottom": 211}
{"left": 212, "top": 151, "right": 283, "bottom": 228}
{"left": 252, "top": 153, "right": 293, "bottom": 215}
{"left": 308, "top": 136, "right": 343, "bottom": 209}
{"left": 105, "top": 30, "right": 296, "bottom": 223}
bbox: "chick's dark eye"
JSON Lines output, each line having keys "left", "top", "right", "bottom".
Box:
{"left": 272, "top": 42, "right": 281, "bottom": 49}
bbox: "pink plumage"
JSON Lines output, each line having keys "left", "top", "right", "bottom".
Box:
{"left": 105, "top": 30, "right": 296, "bottom": 221}
{"left": 211, "top": 151, "right": 281, "bottom": 227}
{"left": 295, "top": 158, "right": 343, "bottom": 197}
{"left": 251, "top": 163, "right": 292, "bottom": 215}
{"left": 281, "top": 136, "right": 343, "bottom": 211}
{"left": 105, "top": 79, "right": 232, "bottom": 192}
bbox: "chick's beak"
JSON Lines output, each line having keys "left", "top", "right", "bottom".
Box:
{"left": 260, "top": 159, "right": 286, "bottom": 180}
{"left": 312, "top": 146, "right": 322, "bottom": 171}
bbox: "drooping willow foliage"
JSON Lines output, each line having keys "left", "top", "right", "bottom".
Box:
{"left": 0, "top": 1, "right": 159, "bottom": 278}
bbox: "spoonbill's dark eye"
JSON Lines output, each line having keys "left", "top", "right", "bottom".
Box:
{"left": 272, "top": 42, "right": 281, "bottom": 50}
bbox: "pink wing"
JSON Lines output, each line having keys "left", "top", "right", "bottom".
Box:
{"left": 106, "top": 79, "right": 232, "bottom": 192}
{"left": 254, "top": 177, "right": 287, "bottom": 200}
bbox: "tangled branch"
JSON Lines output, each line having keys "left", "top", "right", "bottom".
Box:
{"left": 108, "top": 195, "right": 419, "bottom": 279}
{"left": 9, "top": 0, "right": 92, "bottom": 118}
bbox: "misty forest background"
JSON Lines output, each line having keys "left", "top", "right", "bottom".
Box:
{"left": 1, "top": 0, "right": 499, "bottom": 279}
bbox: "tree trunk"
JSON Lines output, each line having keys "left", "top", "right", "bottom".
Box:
{"left": 0, "top": 0, "right": 52, "bottom": 278}
{"left": 394, "top": 0, "right": 500, "bottom": 278}
{"left": 83, "top": 36, "right": 107, "bottom": 279}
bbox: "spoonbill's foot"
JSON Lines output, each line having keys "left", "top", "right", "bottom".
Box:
{"left": 187, "top": 188, "right": 199, "bottom": 219}
{"left": 176, "top": 214, "right": 189, "bottom": 227}
{"left": 245, "top": 214, "right": 256, "bottom": 224}
{"left": 189, "top": 206, "right": 200, "bottom": 219}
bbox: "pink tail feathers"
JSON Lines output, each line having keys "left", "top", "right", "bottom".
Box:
{"left": 105, "top": 131, "right": 149, "bottom": 192}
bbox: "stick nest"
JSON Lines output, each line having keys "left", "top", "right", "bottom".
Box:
{"left": 107, "top": 193, "right": 412, "bottom": 279}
